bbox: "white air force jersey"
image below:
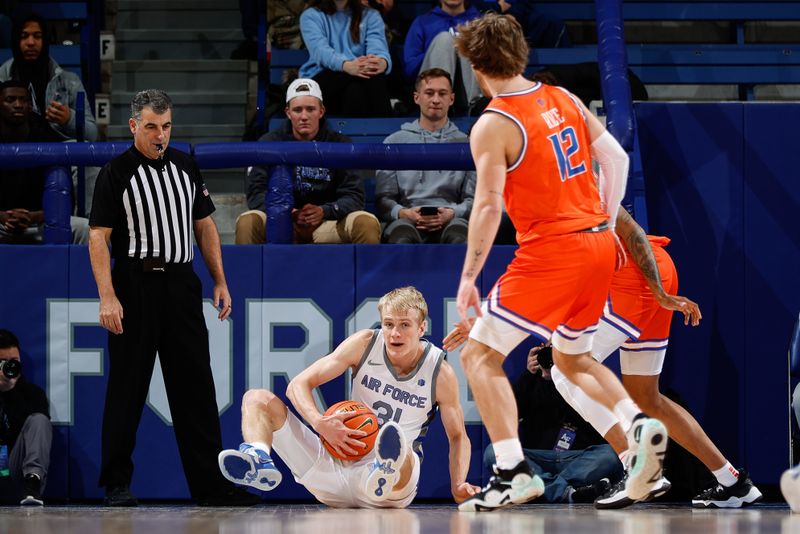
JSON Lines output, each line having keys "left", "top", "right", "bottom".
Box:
{"left": 352, "top": 329, "right": 445, "bottom": 461}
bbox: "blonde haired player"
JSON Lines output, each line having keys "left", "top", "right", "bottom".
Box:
{"left": 218, "top": 286, "right": 479, "bottom": 507}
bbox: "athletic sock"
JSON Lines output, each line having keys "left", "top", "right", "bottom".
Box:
{"left": 250, "top": 441, "right": 271, "bottom": 455}
{"left": 492, "top": 438, "right": 525, "bottom": 470}
{"left": 613, "top": 398, "right": 641, "bottom": 433}
{"left": 712, "top": 462, "right": 739, "bottom": 487}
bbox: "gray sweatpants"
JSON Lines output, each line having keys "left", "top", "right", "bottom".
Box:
{"left": 10, "top": 413, "right": 52, "bottom": 491}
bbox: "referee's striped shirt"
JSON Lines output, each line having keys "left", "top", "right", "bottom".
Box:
{"left": 89, "top": 145, "right": 215, "bottom": 263}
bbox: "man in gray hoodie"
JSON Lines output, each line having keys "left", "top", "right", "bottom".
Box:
{"left": 376, "top": 68, "right": 475, "bottom": 244}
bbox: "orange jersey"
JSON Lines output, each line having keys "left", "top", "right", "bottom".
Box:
{"left": 485, "top": 83, "right": 608, "bottom": 244}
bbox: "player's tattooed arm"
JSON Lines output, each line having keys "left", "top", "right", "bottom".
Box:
{"left": 462, "top": 241, "right": 486, "bottom": 280}
{"left": 615, "top": 208, "right": 664, "bottom": 295}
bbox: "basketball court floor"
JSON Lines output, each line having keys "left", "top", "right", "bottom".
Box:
{"left": 0, "top": 503, "right": 795, "bottom": 534}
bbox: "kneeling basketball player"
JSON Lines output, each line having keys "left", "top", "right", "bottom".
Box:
{"left": 218, "top": 286, "right": 480, "bottom": 508}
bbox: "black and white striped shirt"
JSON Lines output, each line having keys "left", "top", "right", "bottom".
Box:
{"left": 90, "top": 146, "right": 214, "bottom": 262}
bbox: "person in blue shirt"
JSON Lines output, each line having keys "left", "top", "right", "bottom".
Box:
{"left": 299, "top": 0, "right": 392, "bottom": 117}
{"left": 403, "top": 0, "right": 483, "bottom": 109}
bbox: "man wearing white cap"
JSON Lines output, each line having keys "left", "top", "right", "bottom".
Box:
{"left": 236, "top": 78, "right": 380, "bottom": 244}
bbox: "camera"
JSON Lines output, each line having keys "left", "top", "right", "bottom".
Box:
{"left": 536, "top": 345, "right": 554, "bottom": 370}
{"left": 0, "top": 359, "right": 21, "bottom": 379}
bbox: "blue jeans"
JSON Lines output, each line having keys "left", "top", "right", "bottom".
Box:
{"left": 484, "top": 444, "right": 623, "bottom": 502}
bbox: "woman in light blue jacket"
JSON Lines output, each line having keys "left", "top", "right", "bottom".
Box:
{"left": 300, "top": 0, "right": 392, "bottom": 117}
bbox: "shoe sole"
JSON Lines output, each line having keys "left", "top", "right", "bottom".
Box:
{"left": 20, "top": 496, "right": 43, "bottom": 506}
{"left": 691, "top": 486, "right": 763, "bottom": 509}
{"left": 365, "top": 422, "right": 407, "bottom": 501}
{"left": 781, "top": 467, "right": 800, "bottom": 513}
{"left": 218, "top": 450, "right": 282, "bottom": 492}
{"left": 627, "top": 419, "right": 668, "bottom": 501}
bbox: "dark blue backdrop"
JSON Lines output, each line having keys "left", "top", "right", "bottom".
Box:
{"left": 0, "top": 102, "right": 796, "bottom": 501}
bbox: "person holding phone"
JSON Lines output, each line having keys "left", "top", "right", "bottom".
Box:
{"left": 375, "top": 68, "right": 475, "bottom": 244}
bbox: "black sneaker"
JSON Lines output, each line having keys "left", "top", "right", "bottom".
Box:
{"left": 104, "top": 485, "right": 138, "bottom": 507}
{"left": 197, "top": 486, "right": 262, "bottom": 507}
{"left": 458, "top": 461, "right": 544, "bottom": 512}
{"left": 570, "top": 478, "right": 611, "bottom": 503}
{"left": 594, "top": 475, "right": 671, "bottom": 509}
{"left": 20, "top": 473, "right": 43, "bottom": 506}
{"left": 691, "top": 469, "right": 762, "bottom": 508}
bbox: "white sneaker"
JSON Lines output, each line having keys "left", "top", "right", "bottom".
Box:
{"left": 458, "top": 461, "right": 545, "bottom": 512}
{"left": 781, "top": 464, "right": 800, "bottom": 513}
{"left": 595, "top": 475, "right": 671, "bottom": 509}
{"left": 218, "top": 443, "right": 282, "bottom": 492}
{"left": 625, "top": 415, "right": 668, "bottom": 501}
{"left": 364, "top": 422, "right": 407, "bottom": 501}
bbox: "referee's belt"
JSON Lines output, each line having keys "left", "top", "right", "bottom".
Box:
{"left": 578, "top": 220, "right": 609, "bottom": 233}
{"left": 115, "top": 257, "right": 193, "bottom": 273}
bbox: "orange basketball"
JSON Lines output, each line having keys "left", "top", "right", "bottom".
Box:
{"left": 321, "top": 400, "right": 379, "bottom": 461}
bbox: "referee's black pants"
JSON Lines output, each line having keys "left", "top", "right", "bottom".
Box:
{"left": 99, "top": 261, "right": 229, "bottom": 499}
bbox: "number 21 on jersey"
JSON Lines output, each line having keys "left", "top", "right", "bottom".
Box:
{"left": 547, "top": 126, "right": 587, "bottom": 182}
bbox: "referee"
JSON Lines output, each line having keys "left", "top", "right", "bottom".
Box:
{"left": 88, "top": 89, "right": 258, "bottom": 506}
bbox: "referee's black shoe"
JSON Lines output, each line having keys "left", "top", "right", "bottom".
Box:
{"left": 197, "top": 486, "right": 262, "bottom": 507}
{"left": 104, "top": 485, "right": 138, "bottom": 507}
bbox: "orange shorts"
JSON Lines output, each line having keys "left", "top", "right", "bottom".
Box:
{"left": 601, "top": 236, "right": 677, "bottom": 352}
{"left": 473, "top": 229, "right": 615, "bottom": 355}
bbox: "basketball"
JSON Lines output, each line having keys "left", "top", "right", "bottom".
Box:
{"left": 321, "top": 400, "right": 379, "bottom": 461}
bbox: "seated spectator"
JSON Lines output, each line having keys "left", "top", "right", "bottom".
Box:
{"left": 484, "top": 345, "right": 624, "bottom": 503}
{"left": 299, "top": 0, "right": 392, "bottom": 117}
{"left": 268, "top": 0, "right": 308, "bottom": 50}
{"left": 0, "top": 13, "right": 97, "bottom": 142}
{"left": 0, "top": 81, "right": 88, "bottom": 244}
{"left": 375, "top": 68, "right": 475, "bottom": 244}
{"left": 404, "top": 0, "right": 482, "bottom": 111}
{"left": 496, "top": 0, "right": 571, "bottom": 47}
{"left": 0, "top": 329, "right": 53, "bottom": 506}
{"left": 235, "top": 78, "right": 381, "bottom": 244}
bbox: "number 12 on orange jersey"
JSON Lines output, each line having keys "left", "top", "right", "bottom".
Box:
{"left": 547, "top": 126, "right": 587, "bottom": 182}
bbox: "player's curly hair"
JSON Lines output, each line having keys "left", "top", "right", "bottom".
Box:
{"left": 454, "top": 13, "right": 529, "bottom": 79}
{"left": 378, "top": 287, "right": 428, "bottom": 324}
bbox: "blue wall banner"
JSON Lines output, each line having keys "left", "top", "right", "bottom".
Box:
{"left": 0, "top": 102, "right": 797, "bottom": 501}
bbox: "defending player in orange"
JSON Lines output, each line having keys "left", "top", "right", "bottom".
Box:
{"left": 218, "top": 286, "right": 479, "bottom": 507}
{"left": 452, "top": 13, "right": 667, "bottom": 511}
{"left": 549, "top": 208, "right": 762, "bottom": 509}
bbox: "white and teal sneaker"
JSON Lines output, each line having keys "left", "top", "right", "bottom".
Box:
{"left": 458, "top": 461, "right": 545, "bottom": 512}
{"left": 218, "top": 443, "right": 282, "bottom": 492}
{"left": 625, "top": 414, "right": 668, "bottom": 501}
{"left": 364, "top": 422, "right": 408, "bottom": 501}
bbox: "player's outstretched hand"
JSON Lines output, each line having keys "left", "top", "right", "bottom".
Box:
{"left": 656, "top": 293, "right": 702, "bottom": 326}
{"left": 452, "top": 481, "right": 481, "bottom": 503}
{"left": 612, "top": 231, "right": 628, "bottom": 271}
{"left": 442, "top": 317, "right": 476, "bottom": 352}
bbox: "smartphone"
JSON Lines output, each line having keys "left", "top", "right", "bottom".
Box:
{"left": 419, "top": 206, "right": 439, "bottom": 216}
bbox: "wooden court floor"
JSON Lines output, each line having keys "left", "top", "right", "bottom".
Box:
{"left": 0, "top": 503, "right": 795, "bottom": 534}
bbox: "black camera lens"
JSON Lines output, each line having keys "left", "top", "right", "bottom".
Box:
{"left": 537, "top": 346, "right": 554, "bottom": 370}
{"left": 0, "top": 359, "right": 21, "bottom": 379}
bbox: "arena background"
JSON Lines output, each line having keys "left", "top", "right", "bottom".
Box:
{"left": 0, "top": 100, "right": 798, "bottom": 501}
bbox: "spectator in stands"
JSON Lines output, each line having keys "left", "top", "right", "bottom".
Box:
{"left": 299, "top": 0, "right": 392, "bottom": 117}
{"left": 268, "top": 0, "right": 308, "bottom": 50}
{"left": 0, "top": 80, "right": 88, "bottom": 244}
{"left": 495, "top": 0, "right": 571, "bottom": 47}
{"left": 375, "top": 68, "right": 475, "bottom": 244}
{"left": 484, "top": 344, "right": 623, "bottom": 503}
{"left": 0, "top": 13, "right": 96, "bottom": 141}
{"left": 404, "top": 0, "right": 483, "bottom": 111}
{"left": 0, "top": 329, "right": 53, "bottom": 506}
{"left": 235, "top": 78, "right": 381, "bottom": 244}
